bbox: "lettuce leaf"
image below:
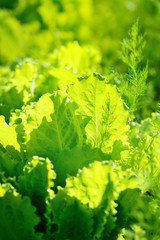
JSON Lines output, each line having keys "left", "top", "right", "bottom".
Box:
{"left": 11, "top": 91, "right": 87, "bottom": 159}
{"left": 68, "top": 73, "right": 129, "bottom": 153}
{"left": 0, "top": 183, "right": 43, "bottom": 240}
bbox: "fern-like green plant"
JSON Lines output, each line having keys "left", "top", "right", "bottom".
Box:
{"left": 120, "top": 22, "right": 148, "bottom": 118}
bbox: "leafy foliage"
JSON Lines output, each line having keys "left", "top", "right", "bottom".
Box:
{"left": 0, "top": 1, "right": 160, "bottom": 239}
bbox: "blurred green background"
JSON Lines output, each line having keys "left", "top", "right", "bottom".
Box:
{"left": 0, "top": 0, "right": 160, "bottom": 117}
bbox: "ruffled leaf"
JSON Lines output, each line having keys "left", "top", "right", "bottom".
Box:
{"left": 18, "top": 156, "right": 55, "bottom": 232}
{"left": 0, "top": 115, "right": 20, "bottom": 152}
{"left": 0, "top": 60, "right": 38, "bottom": 122}
{"left": 53, "top": 197, "right": 94, "bottom": 240}
{"left": 68, "top": 73, "right": 129, "bottom": 153}
{"left": 0, "top": 184, "right": 43, "bottom": 240}
{"left": 11, "top": 91, "right": 87, "bottom": 159}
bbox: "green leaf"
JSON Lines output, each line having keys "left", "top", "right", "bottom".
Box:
{"left": 18, "top": 156, "right": 55, "bottom": 199}
{"left": 10, "top": 60, "right": 37, "bottom": 98}
{"left": 53, "top": 198, "right": 94, "bottom": 240}
{"left": 0, "top": 116, "right": 24, "bottom": 177}
{"left": 68, "top": 74, "right": 129, "bottom": 153}
{"left": 11, "top": 91, "right": 87, "bottom": 159}
{"left": 0, "top": 115, "right": 20, "bottom": 152}
{"left": 18, "top": 156, "right": 55, "bottom": 233}
{"left": 68, "top": 161, "right": 119, "bottom": 239}
{"left": 130, "top": 113, "right": 160, "bottom": 196}
{"left": 0, "top": 184, "right": 43, "bottom": 240}
{"left": 0, "top": 60, "right": 38, "bottom": 122}
{"left": 64, "top": 161, "right": 119, "bottom": 209}
{"left": 49, "top": 41, "right": 101, "bottom": 74}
